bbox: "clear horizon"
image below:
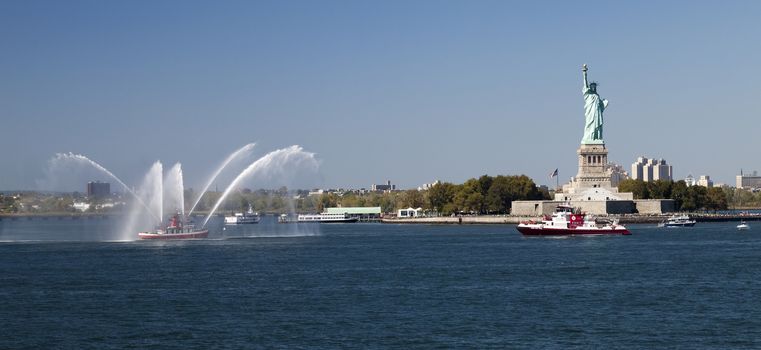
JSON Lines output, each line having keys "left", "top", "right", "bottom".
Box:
{"left": 2, "top": 1, "right": 760, "bottom": 191}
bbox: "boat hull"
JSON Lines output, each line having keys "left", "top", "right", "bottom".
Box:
{"left": 296, "top": 218, "right": 359, "bottom": 223}
{"left": 224, "top": 218, "right": 260, "bottom": 225}
{"left": 138, "top": 229, "right": 209, "bottom": 240}
{"left": 662, "top": 222, "right": 696, "bottom": 227}
{"left": 516, "top": 225, "right": 630, "bottom": 236}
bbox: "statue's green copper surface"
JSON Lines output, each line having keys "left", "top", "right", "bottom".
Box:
{"left": 581, "top": 64, "right": 608, "bottom": 145}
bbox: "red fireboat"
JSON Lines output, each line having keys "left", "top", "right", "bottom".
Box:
{"left": 516, "top": 204, "right": 630, "bottom": 236}
{"left": 138, "top": 214, "right": 209, "bottom": 240}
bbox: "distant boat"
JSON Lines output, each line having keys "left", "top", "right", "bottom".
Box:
{"left": 297, "top": 212, "right": 358, "bottom": 223}
{"left": 278, "top": 213, "right": 296, "bottom": 224}
{"left": 737, "top": 221, "right": 750, "bottom": 230}
{"left": 658, "top": 214, "right": 696, "bottom": 228}
{"left": 224, "top": 207, "right": 260, "bottom": 225}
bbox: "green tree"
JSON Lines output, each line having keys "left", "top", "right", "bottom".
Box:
{"left": 705, "top": 187, "right": 728, "bottom": 211}
{"left": 453, "top": 179, "right": 482, "bottom": 214}
{"left": 428, "top": 182, "right": 457, "bottom": 214}
{"left": 647, "top": 180, "right": 672, "bottom": 199}
{"left": 477, "top": 175, "right": 493, "bottom": 196}
{"left": 398, "top": 190, "right": 425, "bottom": 209}
{"left": 618, "top": 179, "right": 650, "bottom": 199}
{"left": 486, "top": 176, "right": 512, "bottom": 214}
{"left": 670, "top": 180, "right": 689, "bottom": 210}
{"left": 340, "top": 193, "right": 360, "bottom": 208}
{"left": 684, "top": 186, "right": 708, "bottom": 211}
{"left": 318, "top": 193, "right": 338, "bottom": 211}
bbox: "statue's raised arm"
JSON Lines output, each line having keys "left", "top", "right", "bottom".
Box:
{"left": 582, "top": 64, "right": 589, "bottom": 91}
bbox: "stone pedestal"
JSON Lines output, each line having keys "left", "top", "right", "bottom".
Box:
{"left": 556, "top": 143, "right": 633, "bottom": 202}
{"left": 573, "top": 143, "right": 612, "bottom": 190}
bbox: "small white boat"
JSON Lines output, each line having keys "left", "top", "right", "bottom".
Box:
{"left": 224, "top": 207, "right": 260, "bottom": 225}
{"left": 737, "top": 221, "right": 750, "bottom": 230}
{"left": 658, "top": 214, "right": 696, "bottom": 228}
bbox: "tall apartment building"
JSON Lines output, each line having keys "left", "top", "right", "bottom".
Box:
{"left": 87, "top": 181, "right": 110, "bottom": 198}
{"left": 631, "top": 157, "right": 672, "bottom": 182}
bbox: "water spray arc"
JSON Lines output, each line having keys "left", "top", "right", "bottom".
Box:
{"left": 187, "top": 143, "right": 256, "bottom": 217}
{"left": 47, "top": 142, "right": 316, "bottom": 240}
{"left": 53, "top": 152, "right": 161, "bottom": 222}
{"left": 202, "top": 145, "right": 318, "bottom": 228}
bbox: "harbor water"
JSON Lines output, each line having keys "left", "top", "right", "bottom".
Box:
{"left": 1, "top": 217, "right": 760, "bottom": 348}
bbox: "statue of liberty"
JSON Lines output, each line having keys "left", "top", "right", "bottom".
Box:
{"left": 581, "top": 64, "right": 608, "bottom": 144}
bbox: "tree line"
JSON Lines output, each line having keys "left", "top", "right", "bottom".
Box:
{"left": 617, "top": 179, "right": 728, "bottom": 211}
{"left": 1, "top": 174, "right": 549, "bottom": 216}
{"left": 317, "top": 175, "right": 549, "bottom": 215}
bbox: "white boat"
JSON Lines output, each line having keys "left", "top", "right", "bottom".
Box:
{"left": 297, "top": 212, "right": 358, "bottom": 223}
{"left": 278, "top": 213, "right": 296, "bottom": 223}
{"left": 224, "top": 207, "right": 260, "bottom": 225}
{"left": 658, "top": 214, "right": 696, "bottom": 228}
{"left": 737, "top": 221, "right": 750, "bottom": 230}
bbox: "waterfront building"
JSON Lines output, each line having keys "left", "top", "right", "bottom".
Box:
{"left": 631, "top": 157, "right": 672, "bottom": 182}
{"left": 86, "top": 181, "right": 110, "bottom": 198}
{"left": 397, "top": 207, "right": 423, "bottom": 218}
{"left": 736, "top": 170, "right": 761, "bottom": 189}
{"left": 324, "top": 206, "right": 382, "bottom": 222}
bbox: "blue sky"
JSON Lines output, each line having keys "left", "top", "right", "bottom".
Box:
{"left": 2, "top": 1, "right": 760, "bottom": 191}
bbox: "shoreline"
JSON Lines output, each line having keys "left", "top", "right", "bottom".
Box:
{"left": 3, "top": 212, "right": 761, "bottom": 225}
{"left": 383, "top": 213, "right": 761, "bottom": 225}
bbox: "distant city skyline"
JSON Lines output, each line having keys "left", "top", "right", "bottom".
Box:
{"left": 2, "top": 1, "right": 760, "bottom": 191}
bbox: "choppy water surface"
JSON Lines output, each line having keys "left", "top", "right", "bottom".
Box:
{"left": 1, "top": 218, "right": 760, "bottom": 348}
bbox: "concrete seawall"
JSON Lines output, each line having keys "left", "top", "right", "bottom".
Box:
{"left": 383, "top": 216, "right": 533, "bottom": 225}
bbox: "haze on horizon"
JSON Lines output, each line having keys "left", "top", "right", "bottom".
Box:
{"left": 2, "top": 1, "right": 760, "bottom": 192}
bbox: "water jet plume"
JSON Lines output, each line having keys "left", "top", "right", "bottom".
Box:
{"left": 187, "top": 143, "right": 256, "bottom": 217}
{"left": 202, "top": 145, "right": 319, "bottom": 227}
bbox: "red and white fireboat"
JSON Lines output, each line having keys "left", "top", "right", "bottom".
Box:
{"left": 516, "top": 204, "right": 630, "bottom": 236}
{"left": 138, "top": 214, "right": 209, "bottom": 240}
